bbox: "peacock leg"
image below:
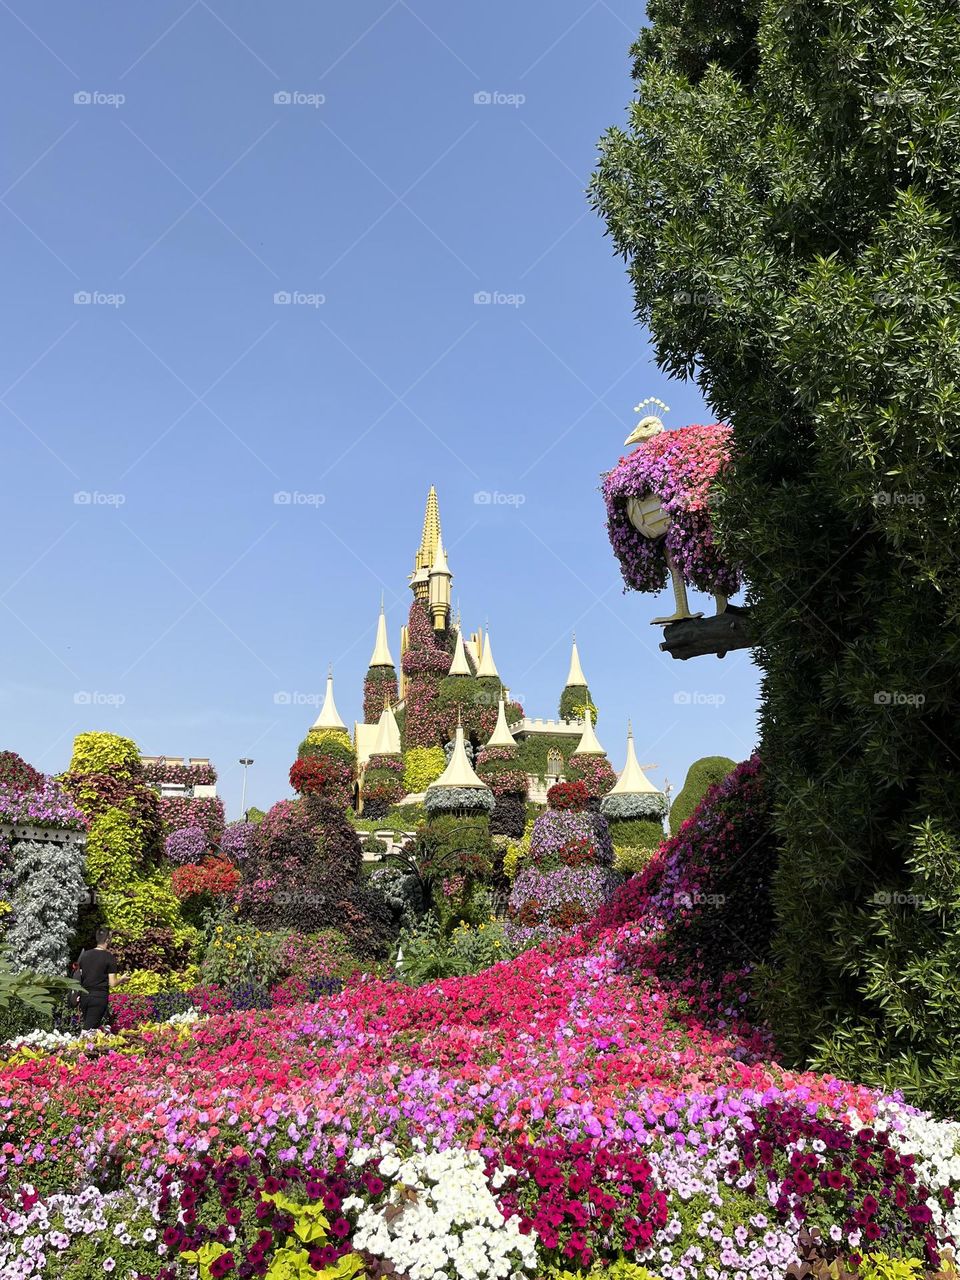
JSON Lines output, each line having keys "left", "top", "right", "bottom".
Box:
{"left": 652, "top": 553, "right": 704, "bottom": 624}
{"left": 714, "top": 593, "right": 728, "bottom": 616}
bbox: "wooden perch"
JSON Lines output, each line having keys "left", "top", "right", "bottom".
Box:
{"left": 659, "top": 606, "right": 754, "bottom": 660}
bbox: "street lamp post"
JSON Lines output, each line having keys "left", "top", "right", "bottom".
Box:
{"left": 239, "top": 758, "right": 254, "bottom": 819}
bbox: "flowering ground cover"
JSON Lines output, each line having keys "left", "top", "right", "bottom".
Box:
{"left": 2, "top": 892, "right": 959, "bottom": 1279}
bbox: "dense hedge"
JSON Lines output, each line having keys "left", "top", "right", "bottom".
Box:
{"left": 669, "top": 757, "right": 736, "bottom": 835}
{"left": 297, "top": 728, "right": 356, "bottom": 769}
{"left": 516, "top": 733, "right": 580, "bottom": 783}
{"left": 559, "top": 684, "right": 596, "bottom": 723}
{"left": 402, "top": 747, "right": 446, "bottom": 794}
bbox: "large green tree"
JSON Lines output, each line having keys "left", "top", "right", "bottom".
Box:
{"left": 592, "top": 0, "right": 960, "bottom": 1108}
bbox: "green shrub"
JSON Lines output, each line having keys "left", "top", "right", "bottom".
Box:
{"left": 607, "top": 816, "right": 664, "bottom": 851}
{"left": 68, "top": 732, "right": 141, "bottom": 777}
{"left": 402, "top": 746, "right": 446, "bottom": 793}
{"left": 516, "top": 734, "right": 580, "bottom": 782}
{"left": 613, "top": 845, "right": 657, "bottom": 875}
{"left": 669, "top": 757, "right": 736, "bottom": 834}
{"left": 297, "top": 728, "right": 356, "bottom": 768}
{"left": 559, "top": 684, "right": 596, "bottom": 723}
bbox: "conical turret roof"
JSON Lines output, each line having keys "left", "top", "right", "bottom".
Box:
{"left": 565, "top": 636, "right": 588, "bottom": 688}
{"left": 429, "top": 720, "right": 487, "bottom": 789}
{"left": 312, "top": 670, "right": 347, "bottom": 731}
{"left": 430, "top": 534, "right": 451, "bottom": 578}
{"left": 448, "top": 629, "right": 472, "bottom": 676}
{"left": 414, "top": 485, "right": 442, "bottom": 573}
{"left": 608, "top": 723, "right": 659, "bottom": 795}
{"left": 369, "top": 596, "right": 394, "bottom": 667}
{"left": 372, "top": 703, "right": 402, "bottom": 756}
{"left": 572, "top": 706, "right": 605, "bottom": 756}
{"left": 486, "top": 694, "right": 517, "bottom": 749}
{"left": 476, "top": 630, "right": 499, "bottom": 678}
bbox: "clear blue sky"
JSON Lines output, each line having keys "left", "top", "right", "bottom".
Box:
{"left": 1, "top": 0, "right": 760, "bottom": 817}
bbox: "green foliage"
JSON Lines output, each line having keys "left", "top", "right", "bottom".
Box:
{"left": 669, "top": 757, "right": 736, "bottom": 835}
{"left": 592, "top": 0, "right": 960, "bottom": 1107}
{"left": 402, "top": 746, "right": 446, "bottom": 793}
{"left": 297, "top": 728, "right": 356, "bottom": 768}
{"left": 68, "top": 732, "right": 140, "bottom": 777}
{"left": 516, "top": 733, "right": 580, "bottom": 783}
{"left": 98, "top": 870, "right": 197, "bottom": 952}
{"left": 613, "top": 844, "right": 658, "bottom": 875}
{"left": 607, "top": 816, "right": 665, "bottom": 853}
{"left": 246, "top": 807, "right": 266, "bottom": 825}
{"left": 84, "top": 807, "right": 141, "bottom": 885}
{"left": 546, "top": 1261, "right": 663, "bottom": 1280}
{"left": 0, "top": 946, "right": 80, "bottom": 1037}
{"left": 200, "top": 922, "right": 288, "bottom": 987}
{"left": 559, "top": 684, "right": 596, "bottom": 723}
{"left": 394, "top": 909, "right": 508, "bottom": 985}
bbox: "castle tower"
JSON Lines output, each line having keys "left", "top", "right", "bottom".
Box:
{"left": 312, "top": 668, "right": 347, "bottom": 732}
{"left": 559, "top": 634, "right": 596, "bottom": 722}
{"left": 428, "top": 533, "right": 453, "bottom": 631}
{"left": 410, "top": 485, "right": 442, "bottom": 605}
{"left": 369, "top": 595, "right": 395, "bottom": 668}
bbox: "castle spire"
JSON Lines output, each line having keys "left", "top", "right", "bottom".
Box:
{"left": 565, "top": 635, "right": 588, "bottom": 688}
{"left": 312, "top": 669, "right": 346, "bottom": 731}
{"left": 369, "top": 596, "right": 395, "bottom": 667}
{"left": 486, "top": 693, "right": 517, "bottom": 748}
{"left": 449, "top": 627, "right": 472, "bottom": 676}
{"left": 572, "top": 706, "right": 605, "bottom": 756}
{"left": 607, "top": 722, "right": 659, "bottom": 795}
{"left": 410, "top": 485, "right": 442, "bottom": 604}
{"left": 372, "top": 702, "right": 402, "bottom": 756}
{"left": 429, "top": 719, "right": 487, "bottom": 789}
{"left": 476, "top": 629, "right": 499, "bottom": 678}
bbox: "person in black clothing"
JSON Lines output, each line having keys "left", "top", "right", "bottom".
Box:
{"left": 75, "top": 929, "right": 123, "bottom": 1030}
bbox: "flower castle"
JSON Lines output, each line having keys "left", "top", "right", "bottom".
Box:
{"left": 308, "top": 487, "right": 663, "bottom": 821}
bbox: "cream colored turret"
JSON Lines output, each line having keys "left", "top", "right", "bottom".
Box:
{"left": 429, "top": 719, "right": 487, "bottom": 789}
{"left": 608, "top": 722, "right": 659, "bottom": 795}
{"left": 428, "top": 535, "right": 452, "bottom": 631}
{"left": 486, "top": 693, "right": 517, "bottom": 749}
{"left": 448, "top": 628, "right": 472, "bottom": 676}
{"left": 369, "top": 595, "right": 395, "bottom": 668}
{"left": 572, "top": 706, "right": 605, "bottom": 756}
{"left": 565, "top": 635, "right": 588, "bottom": 688}
{"left": 312, "top": 669, "right": 347, "bottom": 731}
{"left": 476, "top": 630, "right": 499, "bottom": 679}
{"left": 372, "top": 702, "right": 402, "bottom": 757}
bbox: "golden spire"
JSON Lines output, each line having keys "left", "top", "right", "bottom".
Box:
{"left": 414, "top": 485, "right": 442, "bottom": 574}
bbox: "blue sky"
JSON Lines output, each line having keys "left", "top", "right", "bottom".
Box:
{"left": 1, "top": 1, "right": 760, "bottom": 817}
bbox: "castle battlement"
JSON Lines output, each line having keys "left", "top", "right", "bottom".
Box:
{"left": 509, "top": 716, "right": 585, "bottom": 737}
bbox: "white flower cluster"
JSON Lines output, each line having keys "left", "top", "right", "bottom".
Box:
{"left": 166, "top": 1007, "right": 200, "bottom": 1026}
{"left": 346, "top": 1142, "right": 537, "bottom": 1280}
{"left": 5, "top": 1027, "right": 80, "bottom": 1053}
{"left": 874, "top": 1100, "right": 960, "bottom": 1247}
